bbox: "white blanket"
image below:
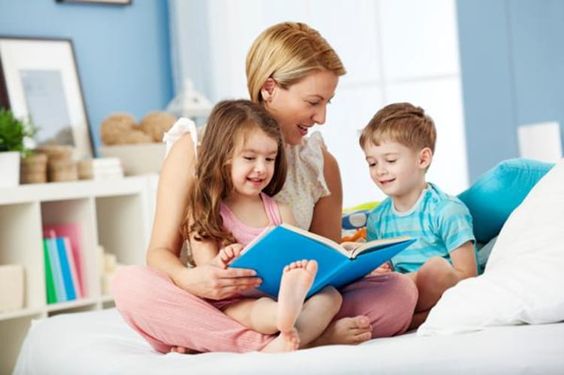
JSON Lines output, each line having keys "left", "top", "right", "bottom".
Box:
{"left": 14, "top": 308, "right": 564, "bottom": 374}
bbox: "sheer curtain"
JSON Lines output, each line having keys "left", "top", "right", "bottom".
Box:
{"left": 168, "top": 0, "right": 468, "bottom": 207}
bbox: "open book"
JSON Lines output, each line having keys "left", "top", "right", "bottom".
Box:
{"left": 229, "top": 224, "right": 415, "bottom": 298}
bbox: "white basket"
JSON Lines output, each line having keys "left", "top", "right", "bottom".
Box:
{"left": 98, "top": 144, "right": 166, "bottom": 176}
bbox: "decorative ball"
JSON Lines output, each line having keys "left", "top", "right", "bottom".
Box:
{"left": 100, "top": 113, "right": 137, "bottom": 145}
{"left": 139, "top": 111, "right": 177, "bottom": 142}
{"left": 120, "top": 129, "right": 153, "bottom": 144}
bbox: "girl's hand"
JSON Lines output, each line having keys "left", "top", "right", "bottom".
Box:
{"left": 211, "top": 243, "right": 244, "bottom": 268}
{"left": 172, "top": 259, "right": 261, "bottom": 301}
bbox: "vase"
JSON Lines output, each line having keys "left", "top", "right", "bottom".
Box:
{"left": 0, "top": 151, "right": 21, "bottom": 188}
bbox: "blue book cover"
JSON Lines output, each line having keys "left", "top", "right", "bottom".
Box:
{"left": 55, "top": 237, "right": 77, "bottom": 301}
{"left": 230, "top": 224, "right": 416, "bottom": 298}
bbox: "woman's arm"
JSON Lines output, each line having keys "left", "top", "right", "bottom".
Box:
{"left": 146, "top": 133, "right": 260, "bottom": 299}
{"left": 146, "top": 133, "right": 195, "bottom": 278}
{"left": 309, "top": 148, "right": 343, "bottom": 242}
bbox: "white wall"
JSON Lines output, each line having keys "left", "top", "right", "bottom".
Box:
{"left": 169, "top": 0, "right": 469, "bottom": 207}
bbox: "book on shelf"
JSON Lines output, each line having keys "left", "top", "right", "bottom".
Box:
{"left": 55, "top": 237, "right": 77, "bottom": 301}
{"left": 92, "top": 157, "right": 123, "bottom": 180}
{"left": 43, "top": 233, "right": 82, "bottom": 303}
{"left": 63, "top": 237, "right": 82, "bottom": 298}
{"left": 43, "top": 223, "right": 85, "bottom": 298}
{"left": 43, "top": 235, "right": 68, "bottom": 302}
{"left": 229, "top": 224, "right": 415, "bottom": 298}
{"left": 42, "top": 240, "right": 57, "bottom": 304}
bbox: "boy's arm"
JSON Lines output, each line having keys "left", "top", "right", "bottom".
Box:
{"left": 437, "top": 200, "right": 477, "bottom": 279}
{"left": 449, "top": 241, "right": 477, "bottom": 279}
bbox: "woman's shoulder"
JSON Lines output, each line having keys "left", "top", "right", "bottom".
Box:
{"left": 285, "top": 131, "right": 332, "bottom": 191}
{"left": 163, "top": 117, "right": 199, "bottom": 158}
{"left": 286, "top": 131, "right": 334, "bottom": 169}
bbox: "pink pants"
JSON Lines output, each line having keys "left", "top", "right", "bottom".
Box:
{"left": 112, "top": 265, "right": 417, "bottom": 353}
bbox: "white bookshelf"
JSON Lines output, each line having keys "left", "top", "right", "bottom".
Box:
{"left": 0, "top": 175, "right": 156, "bottom": 374}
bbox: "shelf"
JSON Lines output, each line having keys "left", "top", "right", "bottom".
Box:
{"left": 0, "top": 306, "right": 44, "bottom": 322}
{"left": 0, "top": 175, "right": 156, "bottom": 374}
{"left": 0, "top": 175, "right": 152, "bottom": 205}
{"left": 45, "top": 297, "right": 98, "bottom": 313}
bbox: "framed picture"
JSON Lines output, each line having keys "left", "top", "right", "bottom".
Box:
{"left": 0, "top": 37, "right": 94, "bottom": 159}
{"left": 56, "top": 0, "right": 131, "bottom": 4}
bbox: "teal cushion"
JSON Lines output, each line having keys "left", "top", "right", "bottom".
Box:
{"left": 457, "top": 158, "right": 554, "bottom": 243}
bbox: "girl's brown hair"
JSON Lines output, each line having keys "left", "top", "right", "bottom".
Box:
{"left": 246, "top": 22, "right": 346, "bottom": 103}
{"left": 182, "top": 99, "right": 287, "bottom": 246}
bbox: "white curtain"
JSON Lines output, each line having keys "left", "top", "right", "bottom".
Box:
{"left": 168, "top": 0, "right": 469, "bottom": 207}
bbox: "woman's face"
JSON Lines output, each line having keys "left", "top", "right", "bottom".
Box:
{"left": 263, "top": 69, "right": 339, "bottom": 146}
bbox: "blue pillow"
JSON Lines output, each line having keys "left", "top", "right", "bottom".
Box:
{"left": 457, "top": 158, "right": 554, "bottom": 243}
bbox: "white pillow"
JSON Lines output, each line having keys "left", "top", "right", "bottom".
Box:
{"left": 418, "top": 158, "right": 564, "bottom": 335}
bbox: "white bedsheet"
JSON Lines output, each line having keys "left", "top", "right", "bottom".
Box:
{"left": 14, "top": 308, "right": 564, "bottom": 375}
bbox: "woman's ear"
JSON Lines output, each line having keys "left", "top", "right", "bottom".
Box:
{"left": 419, "top": 147, "right": 433, "bottom": 169}
{"left": 260, "top": 78, "right": 277, "bottom": 103}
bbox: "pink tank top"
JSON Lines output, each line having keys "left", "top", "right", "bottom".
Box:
{"left": 220, "top": 193, "right": 282, "bottom": 247}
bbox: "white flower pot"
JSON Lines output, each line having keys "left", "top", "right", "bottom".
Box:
{"left": 0, "top": 151, "right": 21, "bottom": 188}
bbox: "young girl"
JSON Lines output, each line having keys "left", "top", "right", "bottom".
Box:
{"left": 183, "top": 99, "right": 342, "bottom": 352}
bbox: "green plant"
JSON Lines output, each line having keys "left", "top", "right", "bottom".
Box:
{"left": 0, "top": 108, "right": 36, "bottom": 156}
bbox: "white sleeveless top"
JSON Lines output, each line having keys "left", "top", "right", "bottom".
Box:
{"left": 163, "top": 118, "right": 330, "bottom": 230}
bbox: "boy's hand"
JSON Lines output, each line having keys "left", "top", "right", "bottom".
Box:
{"left": 211, "top": 243, "right": 244, "bottom": 269}
{"left": 369, "top": 261, "right": 393, "bottom": 275}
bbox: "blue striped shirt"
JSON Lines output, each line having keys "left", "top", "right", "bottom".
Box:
{"left": 367, "top": 183, "right": 475, "bottom": 273}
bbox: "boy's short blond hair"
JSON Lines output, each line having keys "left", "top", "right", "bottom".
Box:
{"left": 359, "top": 102, "right": 436, "bottom": 153}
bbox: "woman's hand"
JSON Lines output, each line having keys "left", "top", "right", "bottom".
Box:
{"left": 172, "top": 262, "right": 261, "bottom": 300}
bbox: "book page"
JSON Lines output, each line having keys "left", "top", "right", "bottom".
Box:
{"left": 352, "top": 236, "right": 412, "bottom": 258}
{"left": 278, "top": 224, "right": 349, "bottom": 257}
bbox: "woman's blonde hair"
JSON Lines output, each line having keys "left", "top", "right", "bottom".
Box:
{"left": 246, "top": 22, "right": 346, "bottom": 102}
{"left": 182, "top": 99, "right": 287, "bottom": 246}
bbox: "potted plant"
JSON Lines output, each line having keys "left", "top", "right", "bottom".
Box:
{"left": 0, "top": 108, "right": 36, "bottom": 187}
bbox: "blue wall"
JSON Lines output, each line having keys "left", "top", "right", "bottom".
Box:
{"left": 457, "top": 0, "right": 564, "bottom": 180}
{"left": 0, "top": 0, "right": 173, "bottom": 152}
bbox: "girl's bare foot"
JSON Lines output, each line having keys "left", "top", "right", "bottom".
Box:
{"left": 312, "top": 316, "right": 372, "bottom": 346}
{"left": 261, "top": 328, "right": 300, "bottom": 353}
{"left": 277, "top": 260, "right": 317, "bottom": 333}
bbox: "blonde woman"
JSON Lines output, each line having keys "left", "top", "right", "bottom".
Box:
{"left": 113, "top": 22, "right": 417, "bottom": 353}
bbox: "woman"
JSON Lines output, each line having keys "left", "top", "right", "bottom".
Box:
{"left": 112, "top": 22, "right": 417, "bottom": 353}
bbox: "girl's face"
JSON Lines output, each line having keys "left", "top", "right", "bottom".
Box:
{"left": 263, "top": 69, "right": 339, "bottom": 146}
{"left": 362, "top": 140, "right": 430, "bottom": 207}
{"left": 229, "top": 128, "right": 279, "bottom": 198}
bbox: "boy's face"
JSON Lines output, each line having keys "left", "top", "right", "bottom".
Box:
{"left": 362, "top": 140, "right": 431, "bottom": 202}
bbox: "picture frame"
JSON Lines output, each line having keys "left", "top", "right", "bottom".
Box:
{"left": 56, "top": 0, "right": 132, "bottom": 5}
{"left": 0, "top": 37, "right": 94, "bottom": 159}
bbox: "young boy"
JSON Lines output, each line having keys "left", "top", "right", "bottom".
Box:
{"left": 359, "top": 102, "right": 477, "bottom": 330}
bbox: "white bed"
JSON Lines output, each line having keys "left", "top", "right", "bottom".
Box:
{"left": 15, "top": 159, "right": 564, "bottom": 374}
{"left": 13, "top": 308, "right": 564, "bottom": 375}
